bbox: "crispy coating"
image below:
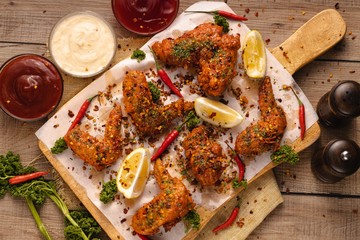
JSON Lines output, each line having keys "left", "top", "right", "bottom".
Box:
{"left": 131, "top": 159, "right": 194, "bottom": 235}
{"left": 182, "top": 125, "right": 228, "bottom": 186}
{"left": 64, "top": 104, "right": 123, "bottom": 171}
{"left": 235, "top": 77, "right": 287, "bottom": 156}
{"left": 151, "top": 22, "right": 240, "bottom": 97}
{"left": 122, "top": 70, "right": 193, "bottom": 137}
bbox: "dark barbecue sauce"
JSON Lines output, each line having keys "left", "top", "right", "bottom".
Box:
{"left": 112, "top": 0, "right": 179, "bottom": 35}
{"left": 0, "top": 54, "right": 63, "bottom": 121}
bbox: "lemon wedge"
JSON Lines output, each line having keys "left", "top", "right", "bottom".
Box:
{"left": 194, "top": 97, "right": 243, "bottom": 128}
{"left": 242, "top": 30, "right": 267, "bottom": 79}
{"left": 116, "top": 148, "right": 150, "bottom": 199}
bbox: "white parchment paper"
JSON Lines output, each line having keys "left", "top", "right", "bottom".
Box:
{"left": 36, "top": 2, "right": 318, "bottom": 239}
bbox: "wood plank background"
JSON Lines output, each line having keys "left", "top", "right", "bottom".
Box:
{"left": 0, "top": 0, "right": 359, "bottom": 239}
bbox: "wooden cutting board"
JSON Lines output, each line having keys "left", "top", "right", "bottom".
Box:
{"left": 39, "top": 9, "right": 346, "bottom": 240}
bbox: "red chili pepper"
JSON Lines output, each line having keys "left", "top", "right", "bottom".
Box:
{"left": 226, "top": 143, "right": 245, "bottom": 181}
{"left": 148, "top": 46, "right": 183, "bottom": 98}
{"left": 9, "top": 171, "right": 49, "bottom": 185}
{"left": 289, "top": 87, "right": 306, "bottom": 140}
{"left": 212, "top": 205, "right": 240, "bottom": 233}
{"left": 151, "top": 129, "right": 179, "bottom": 161}
{"left": 151, "top": 111, "right": 198, "bottom": 161}
{"left": 67, "top": 95, "right": 98, "bottom": 132}
{"left": 185, "top": 10, "right": 248, "bottom": 21}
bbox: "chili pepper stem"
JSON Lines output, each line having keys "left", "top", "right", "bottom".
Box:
{"left": 289, "top": 87, "right": 304, "bottom": 106}
{"left": 148, "top": 46, "right": 161, "bottom": 71}
{"left": 185, "top": 10, "right": 248, "bottom": 21}
{"left": 289, "top": 87, "right": 306, "bottom": 140}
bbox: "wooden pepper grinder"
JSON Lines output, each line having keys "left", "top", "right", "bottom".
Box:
{"left": 317, "top": 80, "right": 360, "bottom": 127}
{"left": 311, "top": 139, "right": 360, "bottom": 183}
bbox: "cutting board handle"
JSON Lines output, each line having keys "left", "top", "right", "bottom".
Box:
{"left": 271, "top": 9, "right": 346, "bottom": 75}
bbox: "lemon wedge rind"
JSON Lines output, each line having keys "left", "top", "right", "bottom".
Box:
{"left": 242, "top": 30, "right": 267, "bottom": 79}
{"left": 116, "top": 147, "right": 150, "bottom": 199}
{"left": 194, "top": 97, "right": 243, "bottom": 128}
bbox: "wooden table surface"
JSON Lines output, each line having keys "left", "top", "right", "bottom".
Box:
{"left": 0, "top": 0, "right": 359, "bottom": 239}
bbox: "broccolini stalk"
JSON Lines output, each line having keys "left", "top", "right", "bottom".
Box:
{"left": 25, "top": 196, "right": 52, "bottom": 240}
{"left": 13, "top": 180, "right": 89, "bottom": 240}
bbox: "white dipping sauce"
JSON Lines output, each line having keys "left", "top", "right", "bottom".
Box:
{"left": 50, "top": 12, "right": 116, "bottom": 77}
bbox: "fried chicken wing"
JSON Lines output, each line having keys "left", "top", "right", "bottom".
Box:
{"left": 235, "top": 76, "right": 287, "bottom": 156}
{"left": 64, "top": 103, "right": 123, "bottom": 171}
{"left": 131, "top": 159, "right": 194, "bottom": 235}
{"left": 182, "top": 125, "right": 228, "bottom": 186}
{"left": 151, "top": 22, "right": 240, "bottom": 97}
{"left": 122, "top": 70, "right": 193, "bottom": 137}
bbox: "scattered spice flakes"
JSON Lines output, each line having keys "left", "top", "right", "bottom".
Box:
{"left": 301, "top": 11, "right": 306, "bottom": 15}
{"left": 120, "top": 218, "right": 127, "bottom": 224}
{"left": 349, "top": 70, "right": 356, "bottom": 73}
{"left": 265, "top": 38, "right": 270, "bottom": 45}
{"left": 282, "top": 51, "right": 292, "bottom": 63}
{"left": 245, "top": 8, "right": 250, "bottom": 14}
{"left": 353, "top": 209, "right": 358, "bottom": 214}
{"left": 53, "top": 124, "right": 59, "bottom": 128}
{"left": 254, "top": 11, "right": 259, "bottom": 17}
{"left": 237, "top": 218, "right": 245, "bottom": 228}
{"left": 335, "top": 2, "right": 340, "bottom": 9}
{"left": 288, "top": 16, "right": 295, "bottom": 20}
{"left": 68, "top": 110, "right": 74, "bottom": 118}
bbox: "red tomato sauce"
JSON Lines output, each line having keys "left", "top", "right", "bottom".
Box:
{"left": 112, "top": 0, "right": 179, "bottom": 35}
{"left": 0, "top": 54, "right": 63, "bottom": 121}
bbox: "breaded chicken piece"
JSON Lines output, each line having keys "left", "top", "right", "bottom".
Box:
{"left": 151, "top": 22, "right": 240, "bottom": 97}
{"left": 235, "top": 77, "right": 287, "bottom": 156}
{"left": 182, "top": 125, "right": 228, "bottom": 186}
{"left": 131, "top": 159, "right": 194, "bottom": 235}
{"left": 64, "top": 103, "right": 123, "bottom": 171}
{"left": 122, "top": 70, "right": 193, "bottom": 137}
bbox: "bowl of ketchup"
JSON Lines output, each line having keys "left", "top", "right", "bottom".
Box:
{"left": 111, "top": 0, "right": 179, "bottom": 36}
{"left": 0, "top": 54, "right": 63, "bottom": 121}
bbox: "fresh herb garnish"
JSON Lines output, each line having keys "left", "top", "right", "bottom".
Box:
{"left": 185, "top": 111, "right": 201, "bottom": 130}
{"left": 148, "top": 81, "right": 161, "bottom": 103}
{"left": 99, "top": 179, "right": 117, "bottom": 204}
{"left": 214, "top": 14, "right": 229, "bottom": 33}
{"left": 271, "top": 145, "right": 299, "bottom": 164}
{"left": 184, "top": 209, "right": 201, "bottom": 232}
{"left": 51, "top": 137, "right": 68, "bottom": 154}
{"left": 64, "top": 210, "right": 103, "bottom": 240}
{"left": 232, "top": 178, "right": 248, "bottom": 189}
{"left": 0, "top": 151, "right": 103, "bottom": 240}
{"left": 131, "top": 49, "right": 146, "bottom": 62}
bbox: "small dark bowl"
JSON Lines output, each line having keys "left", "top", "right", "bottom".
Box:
{"left": 0, "top": 54, "right": 63, "bottom": 121}
{"left": 111, "top": 0, "right": 179, "bottom": 36}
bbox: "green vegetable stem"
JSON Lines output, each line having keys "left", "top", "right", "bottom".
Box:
{"left": 26, "top": 196, "right": 52, "bottom": 240}
{"left": 0, "top": 151, "right": 103, "bottom": 240}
